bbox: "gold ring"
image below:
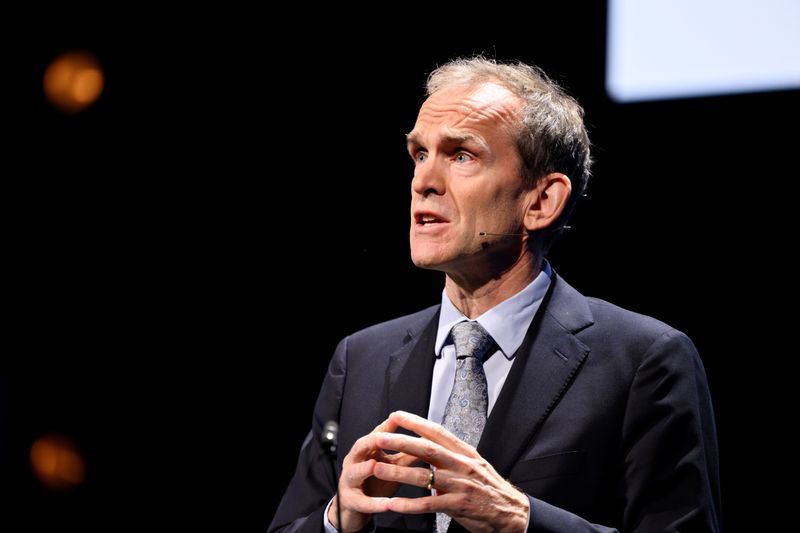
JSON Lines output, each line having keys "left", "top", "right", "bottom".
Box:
{"left": 426, "top": 467, "right": 435, "bottom": 491}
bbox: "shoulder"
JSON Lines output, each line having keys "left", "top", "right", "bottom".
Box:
{"left": 587, "top": 297, "right": 699, "bottom": 363}
{"left": 585, "top": 296, "right": 676, "bottom": 344}
{"left": 339, "top": 304, "right": 440, "bottom": 355}
{"left": 351, "top": 304, "right": 440, "bottom": 340}
{"left": 550, "top": 274, "right": 700, "bottom": 371}
{"left": 549, "top": 273, "right": 678, "bottom": 342}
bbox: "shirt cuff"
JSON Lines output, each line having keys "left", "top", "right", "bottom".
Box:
{"left": 524, "top": 495, "right": 531, "bottom": 532}
{"left": 323, "top": 496, "right": 339, "bottom": 533}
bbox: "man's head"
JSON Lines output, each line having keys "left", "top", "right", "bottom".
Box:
{"left": 408, "top": 57, "right": 591, "bottom": 280}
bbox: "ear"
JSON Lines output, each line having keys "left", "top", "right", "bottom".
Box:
{"left": 523, "top": 172, "right": 572, "bottom": 232}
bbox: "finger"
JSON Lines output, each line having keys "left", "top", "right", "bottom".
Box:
{"left": 375, "top": 451, "right": 420, "bottom": 467}
{"left": 390, "top": 411, "right": 478, "bottom": 457}
{"left": 386, "top": 493, "right": 458, "bottom": 515}
{"left": 341, "top": 494, "right": 393, "bottom": 514}
{"left": 375, "top": 463, "right": 460, "bottom": 493}
{"left": 373, "top": 463, "right": 432, "bottom": 489}
{"left": 341, "top": 458, "right": 376, "bottom": 488}
{"left": 371, "top": 416, "right": 400, "bottom": 434}
{"left": 346, "top": 433, "right": 423, "bottom": 468}
{"left": 344, "top": 416, "right": 405, "bottom": 467}
{"left": 346, "top": 432, "right": 386, "bottom": 464}
{"left": 377, "top": 432, "right": 457, "bottom": 470}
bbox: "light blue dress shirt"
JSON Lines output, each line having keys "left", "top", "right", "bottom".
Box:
{"left": 429, "top": 262, "right": 553, "bottom": 424}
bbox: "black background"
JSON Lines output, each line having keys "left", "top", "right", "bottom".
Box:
{"left": 3, "top": 5, "right": 797, "bottom": 531}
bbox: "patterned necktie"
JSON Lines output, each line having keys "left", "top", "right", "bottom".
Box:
{"left": 437, "top": 321, "right": 495, "bottom": 533}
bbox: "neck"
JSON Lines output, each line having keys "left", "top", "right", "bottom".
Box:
{"left": 444, "top": 250, "right": 542, "bottom": 319}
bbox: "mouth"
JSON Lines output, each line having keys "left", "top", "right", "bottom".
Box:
{"left": 414, "top": 212, "right": 449, "bottom": 227}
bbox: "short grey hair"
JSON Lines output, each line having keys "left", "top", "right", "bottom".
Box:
{"left": 426, "top": 57, "right": 592, "bottom": 250}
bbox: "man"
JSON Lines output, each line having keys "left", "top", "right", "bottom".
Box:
{"left": 270, "top": 57, "right": 720, "bottom": 532}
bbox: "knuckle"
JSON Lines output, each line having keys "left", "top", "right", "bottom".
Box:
{"left": 424, "top": 443, "right": 438, "bottom": 459}
{"left": 456, "top": 457, "right": 474, "bottom": 476}
{"left": 463, "top": 480, "right": 477, "bottom": 495}
{"left": 464, "top": 460, "right": 478, "bottom": 477}
{"left": 419, "top": 469, "right": 430, "bottom": 486}
{"left": 453, "top": 494, "right": 469, "bottom": 515}
{"left": 381, "top": 464, "right": 396, "bottom": 479}
{"left": 352, "top": 435, "right": 368, "bottom": 451}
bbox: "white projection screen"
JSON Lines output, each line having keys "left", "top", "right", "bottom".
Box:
{"left": 606, "top": 0, "right": 800, "bottom": 102}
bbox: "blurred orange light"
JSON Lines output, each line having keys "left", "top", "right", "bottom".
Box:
{"left": 43, "top": 50, "right": 105, "bottom": 113}
{"left": 30, "top": 434, "right": 86, "bottom": 490}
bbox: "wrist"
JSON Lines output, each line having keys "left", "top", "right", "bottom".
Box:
{"left": 328, "top": 495, "right": 369, "bottom": 533}
{"left": 515, "top": 490, "right": 530, "bottom": 533}
{"left": 504, "top": 485, "right": 530, "bottom": 533}
{"left": 327, "top": 496, "right": 341, "bottom": 530}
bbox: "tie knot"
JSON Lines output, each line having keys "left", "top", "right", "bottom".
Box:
{"left": 450, "top": 321, "right": 495, "bottom": 362}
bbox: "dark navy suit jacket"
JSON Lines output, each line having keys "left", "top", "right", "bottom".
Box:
{"left": 270, "top": 274, "right": 721, "bottom": 532}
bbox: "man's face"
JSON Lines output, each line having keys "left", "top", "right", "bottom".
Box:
{"left": 408, "top": 83, "right": 528, "bottom": 275}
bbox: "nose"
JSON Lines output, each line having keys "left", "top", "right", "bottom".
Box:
{"left": 411, "top": 156, "right": 445, "bottom": 197}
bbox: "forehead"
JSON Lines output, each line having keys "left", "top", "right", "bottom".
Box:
{"left": 413, "top": 83, "right": 523, "bottom": 137}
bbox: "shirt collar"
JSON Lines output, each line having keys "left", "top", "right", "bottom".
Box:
{"left": 434, "top": 261, "right": 552, "bottom": 360}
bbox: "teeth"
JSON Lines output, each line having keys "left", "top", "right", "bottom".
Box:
{"left": 421, "top": 215, "right": 438, "bottom": 223}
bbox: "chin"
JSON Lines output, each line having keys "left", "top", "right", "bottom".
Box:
{"left": 411, "top": 255, "right": 440, "bottom": 270}
{"left": 410, "top": 249, "right": 449, "bottom": 271}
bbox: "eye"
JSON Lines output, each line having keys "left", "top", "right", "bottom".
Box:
{"left": 414, "top": 151, "right": 428, "bottom": 164}
{"left": 454, "top": 152, "right": 473, "bottom": 163}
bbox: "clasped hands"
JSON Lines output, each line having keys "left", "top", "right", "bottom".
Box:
{"left": 329, "top": 410, "right": 529, "bottom": 533}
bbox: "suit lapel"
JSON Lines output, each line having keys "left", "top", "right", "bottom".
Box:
{"left": 478, "top": 274, "right": 594, "bottom": 478}
{"left": 386, "top": 308, "right": 440, "bottom": 421}
{"left": 382, "top": 308, "right": 440, "bottom": 531}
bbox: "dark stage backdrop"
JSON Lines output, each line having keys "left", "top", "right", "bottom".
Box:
{"left": 3, "top": 6, "right": 797, "bottom": 532}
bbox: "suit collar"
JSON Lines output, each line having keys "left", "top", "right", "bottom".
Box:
{"left": 540, "top": 270, "right": 594, "bottom": 334}
{"left": 434, "top": 262, "right": 554, "bottom": 361}
{"left": 478, "top": 273, "right": 594, "bottom": 477}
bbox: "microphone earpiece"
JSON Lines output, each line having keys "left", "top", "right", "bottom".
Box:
{"left": 479, "top": 226, "right": 572, "bottom": 237}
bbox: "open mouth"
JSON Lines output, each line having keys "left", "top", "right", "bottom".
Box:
{"left": 418, "top": 215, "right": 445, "bottom": 225}
{"left": 414, "top": 212, "right": 449, "bottom": 226}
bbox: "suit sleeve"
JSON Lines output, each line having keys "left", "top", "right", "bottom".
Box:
{"left": 617, "top": 329, "right": 720, "bottom": 531}
{"left": 528, "top": 329, "right": 721, "bottom": 532}
{"left": 268, "top": 337, "right": 349, "bottom": 533}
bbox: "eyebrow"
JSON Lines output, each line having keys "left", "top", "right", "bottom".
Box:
{"left": 405, "top": 130, "right": 490, "bottom": 152}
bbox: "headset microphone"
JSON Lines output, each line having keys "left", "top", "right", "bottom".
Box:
{"left": 479, "top": 226, "right": 571, "bottom": 237}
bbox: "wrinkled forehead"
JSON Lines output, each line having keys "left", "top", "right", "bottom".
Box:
{"left": 413, "top": 82, "right": 524, "bottom": 138}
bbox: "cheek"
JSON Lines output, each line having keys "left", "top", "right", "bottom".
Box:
{"left": 456, "top": 189, "right": 488, "bottom": 217}
{"left": 452, "top": 177, "right": 524, "bottom": 224}
{"left": 480, "top": 193, "right": 526, "bottom": 228}
{"left": 477, "top": 189, "right": 516, "bottom": 213}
